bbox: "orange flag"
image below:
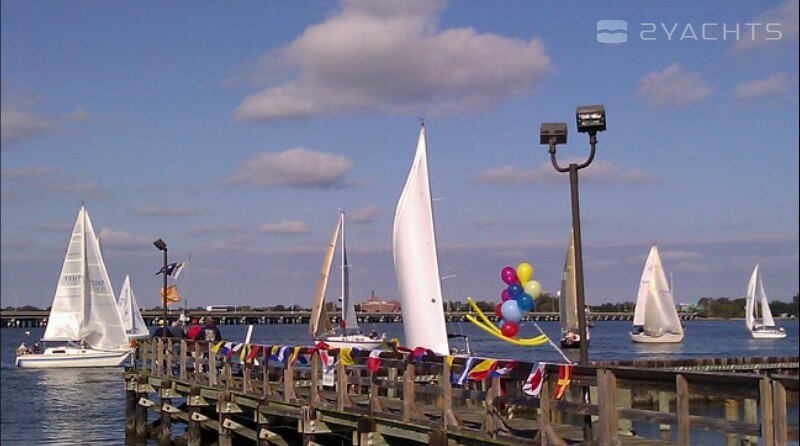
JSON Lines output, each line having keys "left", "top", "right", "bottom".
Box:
{"left": 159, "top": 284, "right": 181, "bottom": 305}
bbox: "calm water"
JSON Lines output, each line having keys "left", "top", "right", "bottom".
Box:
{"left": 1, "top": 319, "right": 797, "bottom": 445}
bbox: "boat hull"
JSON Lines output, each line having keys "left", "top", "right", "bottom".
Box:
{"left": 629, "top": 331, "right": 684, "bottom": 343}
{"left": 750, "top": 327, "right": 787, "bottom": 340}
{"left": 316, "top": 335, "right": 385, "bottom": 350}
{"left": 559, "top": 331, "right": 589, "bottom": 349}
{"left": 15, "top": 346, "right": 131, "bottom": 368}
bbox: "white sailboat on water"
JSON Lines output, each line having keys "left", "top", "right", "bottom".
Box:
{"left": 630, "top": 245, "right": 684, "bottom": 343}
{"left": 310, "top": 211, "right": 385, "bottom": 350}
{"left": 745, "top": 264, "right": 786, "bottom": 340}
{"left": 559, "top": 231, "right": 590, "bottom": 348}
{"left": 393, "top": 125, "right": 451, "bottom": 356}
{"left": 16, "top": 205, "right": 132, "bottom": 368}
{"left": 117, "top": 275, "right": 150, "bottom": 340}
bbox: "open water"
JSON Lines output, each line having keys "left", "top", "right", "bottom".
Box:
{"left": 1, "top": 319, "right": 797, "bottom": 445}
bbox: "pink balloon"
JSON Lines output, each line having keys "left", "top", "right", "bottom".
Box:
{"left": 500, "top": 289, "right": 511, "bottom": 301}
{"left": 500, "top": 266, "right": 519, "bottom": 285}
{"left": 501, "top": 320, "right": 519, "bottom": 337}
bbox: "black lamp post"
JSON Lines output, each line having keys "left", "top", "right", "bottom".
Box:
{"left": 539, "top": 105, "right": 605, "bottom": 365}
{"left": 153, "top": 238, "right": 168, "bottom": 325}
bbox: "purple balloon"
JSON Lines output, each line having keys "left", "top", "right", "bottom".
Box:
{"left": 500, "top": 266, "right": 519, "bottom": 285}
{"left": 501, "top": 289, "right": 511, "bottom": 301}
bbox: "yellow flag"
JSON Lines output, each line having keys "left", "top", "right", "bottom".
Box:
{"left": 339, "top": 348, "right": 354, "bottom": 365}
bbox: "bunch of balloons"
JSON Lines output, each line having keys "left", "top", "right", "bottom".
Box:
{"left": 494, "top": 262, "right": 541, "bottom": 338}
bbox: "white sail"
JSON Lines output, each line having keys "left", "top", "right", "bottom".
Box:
{"left": 42, "top": 205, "right": 129, "bottom": 351}
{"left": 393, "top": 126, "right": 450, "bottom": 355}
{"left": 117, "top": 275, "right": 150, "bottom": 340}
{"left": 559, "top": 231, "right": 578, "bottom": 333}
{"left": 630, "top": 245, "right": 683, "bottom": 343}
{"left": 745, "top": 264, "right": 784, "bottom": 339}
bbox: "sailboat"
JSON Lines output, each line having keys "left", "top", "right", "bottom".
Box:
{"left": 630, "top": 245, "right": 684, "bottom": 343}
{"left": 393, "top": 125, "right": 451, "bottom": 356}
{"left": 745, "top": 264, "right": 786, "bottom": 340}
{"left": 309, "top": 211, "right": 385, "bottom": 350}
{"left": 16, "top": 205, "right": 132, "bottom": 368}
{"left": 116, "top": 275, "right": 150, "bottom": 340}
{"left": 559, "top": 231, "right": 590, "bottom": 348}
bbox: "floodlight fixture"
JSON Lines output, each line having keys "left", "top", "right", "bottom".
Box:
{"left": 153, "top": 238, "right": 167, "bottom": 251}
{"left": 575, "top": 105, "right": 606, "bottom": 134}
{"left": 540, "top": 122, "right": 568, "bottom": 146}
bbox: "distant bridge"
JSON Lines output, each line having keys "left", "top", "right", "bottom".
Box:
{"left": 0, "top": 309, "right": 697, "bottom": 328}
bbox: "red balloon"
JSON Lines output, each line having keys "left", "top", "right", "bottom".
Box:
{"left": 500, "top": 266, "right": 519, "bottom": 285}
{"left": 500, "top": 320, "right": 519, "bottom": 337}
{"left": 494, "top": 303, "right": 503, "bottom": 318}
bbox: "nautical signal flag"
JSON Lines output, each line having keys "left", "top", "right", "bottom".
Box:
{"left": 522, "top": 363, "right": 545, "bottom": 396}
{"left": 552, "top": 364, "right": 574, "bottom": 400}
{"left": 159, "top": 284, "right": 181, "bottom": 305}
{"left": 367, "top": 349, "right": 382, "bottom": 372}
{"left": 155, "top": 261, "right": 185, "bottom": 278}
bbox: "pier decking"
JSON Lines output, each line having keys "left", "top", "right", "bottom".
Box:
{"left": 124, "top": 338, "right": 797, "bottom": 445}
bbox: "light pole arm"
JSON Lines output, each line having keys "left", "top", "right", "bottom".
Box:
{"left": 549, "top": 132, "right": 598, "bottom": 172}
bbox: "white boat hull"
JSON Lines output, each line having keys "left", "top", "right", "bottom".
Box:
{"left": 750, "top": 327, "right": 787, "bottom": 340}
{"left": 559, "top": 330, "right": 590, "bottom": 349}
{"left": 629, "top": 331, "right": 684, "bottom": 344}
{"left": 317, "top": 335, "right": 385, "bottom": 350}
{"left": 15, "top": 346, "right": 131, "bottom": 368}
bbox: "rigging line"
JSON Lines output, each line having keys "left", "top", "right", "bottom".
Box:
{"left": 531, "top": 322, "right": 572, "bottom": 364}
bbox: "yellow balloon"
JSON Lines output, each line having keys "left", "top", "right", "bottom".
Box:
{"left": 524, "top": 280, "right": 542, "bottom": 299}
{"left": 516, "top": 262, "right": 533, "bottom": 284}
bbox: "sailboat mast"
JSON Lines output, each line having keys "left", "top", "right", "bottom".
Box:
{"left": 340, "top": 211, "right": 346, "bottom": 327}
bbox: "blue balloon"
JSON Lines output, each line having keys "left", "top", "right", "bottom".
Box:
{"left": 516, "top": 293, "right": 534, "bottom": 312}
{"left": 501, "top": 300, "right": 522, "bottom": 323}
{"left": 507, "top": 283, "right": 523, "bottom": 297}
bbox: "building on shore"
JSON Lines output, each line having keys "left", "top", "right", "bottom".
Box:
{"left": 359, "top": 291, "right": 401, "bottom": 313}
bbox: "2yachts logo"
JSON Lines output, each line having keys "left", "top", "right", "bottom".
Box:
{"left": 597, "top": 20, "right": 783, "bottom": 44}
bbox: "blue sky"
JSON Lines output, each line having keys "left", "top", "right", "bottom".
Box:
{"left": 2, "top": 0, "right": 798, "bottom": 310}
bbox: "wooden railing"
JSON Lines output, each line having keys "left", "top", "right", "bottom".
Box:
{"left": 128, "top": 338, "right": 798, "bottom": 445}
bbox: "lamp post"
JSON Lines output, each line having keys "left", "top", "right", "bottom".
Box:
{"left": 539, "top": 105, "right": 605, "bottom": 365}
{"left": 541, "top": 105, "right": 605, "bottom": 444}
{"left": 153, "top": 238, "right": 168, "bottom": 325}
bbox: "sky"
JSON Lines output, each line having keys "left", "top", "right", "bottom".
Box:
{"left": 1, "top": 1, "right": 798, "bottom": 311}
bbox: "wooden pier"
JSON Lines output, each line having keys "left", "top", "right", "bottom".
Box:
{"left": 124, "top": 338, "right": 797, "bottom": 445}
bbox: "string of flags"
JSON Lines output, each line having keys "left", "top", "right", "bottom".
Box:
{"left": 196, "top": 339, "right": 574, "bottom": 400}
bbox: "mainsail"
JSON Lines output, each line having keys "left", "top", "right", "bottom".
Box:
{"left": 42, "top": 205, "right": 129, "bottom": 351}
{"left": 393, "top": 126, "right": 450, "bottom": 355}
{"left": 559, "top": 231, "right": 579, "bottom": 333}
{"left": 633, "top": 245, "right": 683, "bottom": 335}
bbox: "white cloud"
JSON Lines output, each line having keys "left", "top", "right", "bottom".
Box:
{"left": 0, "top": 107, "right": 50, "bottom": 147}
{"left": 734, "top": 73, "right": 793, "bottom": 100}
{"left": 228, "top": 147, "right": 354, "bottom": 188}
{"left": 347, "top": 205, "right": 380, "bottom": 224}
{"left": 730, "top": 0, "right": 799, "bottom": 53}
{"left": 134, "top": 205, "right": 195, "bottom": 218}
{"left": 1, "top": 165, "right": 105, "bottom": 198}
{"left": 474, "top": 161, "right": 650, "bottom": 186}
{"left": 635, "top": 64, "right": 714, "bottom": 108}
{"left": 234, "top": 0, "right": 551, "bottom": 122}
{"left": 96, "top": 228, "right": 152, "bottom": 249}
{"left": 258, "top": 220, "right": 311, "bottom": 235}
